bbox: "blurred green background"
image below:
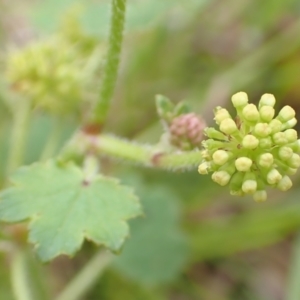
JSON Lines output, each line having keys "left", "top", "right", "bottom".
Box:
{"left": 1, "top": 0, "right": 300, "bottom": 299}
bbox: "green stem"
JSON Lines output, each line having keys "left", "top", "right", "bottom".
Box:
{"left": 286, "top": 232, "right": 300, "bottom": 300}
{"left": 91, "top": 0, "right": 126, "bottom": 126}
{"left": 61, "top": 133, "right": 202, "bottom": 171}
{"left": 10, "top": 250, "right": 34, "bottom": 300}
{"left": 55, "top": 251, "right": 114, "bottom": 300}
{"left": 7, "top": 100, "right": 31, "bottom": 175}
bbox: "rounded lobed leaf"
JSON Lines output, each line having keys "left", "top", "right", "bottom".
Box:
{"left": 0, "top": 161, "right": 142, "bottom": 261}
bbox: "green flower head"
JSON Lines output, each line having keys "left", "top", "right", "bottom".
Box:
{"left": 198, "top": 92, "right": 300, "bottom": 202}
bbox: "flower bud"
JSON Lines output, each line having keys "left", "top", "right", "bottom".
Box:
{"left": 259, "top": 94, "right": 276, "bottom": 108}
{"left": 253, "top": 190, "right": 267, "bottom": 202}
{"left": 286, "top": 167, "right": 298, "bottom": 175}
{"left": 253, "top": 123, "right": 271, "bottom": 137}
{"left": 269, "top": 119, "right": 283, "bottom": 133}
{"left": 259, "top": 137, "right": 272, "bottom": 149}
{"left": 287, "top": 153, "right": 300, "bottom": 169}
{"left": 198, "top": 162, "right": 210, "bottom": 174}
{"left": 277, "top": 105, "right": 295, "bottom": 122}
{"left": 201, "top": 150, "right": 210, "bottom": 159}
{"left": 288, "top": 140, "right": 300, "bottom": 152}
{"left": 242, "top": 172, "right": 257, "bottom": 194}
{"left": 242, "top": 104, "right": 259, "bottom": 122}
{"left": 231, "top": 92, "right": 248, "bottom": 108}
{"left": 283, "top": 118, "right": 297, "bottom": 129}
{"left": 257, "top": 153, "right": 274, "bottom": 168}
{"left": 267, "top": 169, "right": 282, "bottom": 185}
{"left": 277, "top": 175, "right": 293, "bottom": 191}
{"left": 212, "top": 171, "right": 231, "bottom": 186}
{"left": 259, "top": 106, "right": 275, "bottom": 122}
{"left": 212, "top": 150, "right": 230, "bottom": 165}
{"left": 278, "top": 146, "right": 293, "bottom": 161}
{"left": 284, "top": 129, "right": 298, "bottom": 143}
{"left": 169, "top": 113, "right": 206, "bottom": 149}
{"left": 214, "top": 107, "right": 231, "bottom": 124}
{"left": 272, "top": 132, "right": 288, "bottom": 145}
{"left": 198, "top": 91, "right": 299, "bottom": 201}
{"left": 235, "top": 157, "right": 252, "bottom": 172}
{"left": 220, "top": 119, "right": 238, "bottom": 134}
{"left": 242, "top": 135, "right": 259, "bottom": 149}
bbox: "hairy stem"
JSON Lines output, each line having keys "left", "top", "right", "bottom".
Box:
{"left": 55, "top": 251, "right": 114, "bottom": 300}
{"left": 90, "top": 0, "right": 126, "bottom": 127}
{"left": 61, "top": 132, "right": 202, "bottom": 171}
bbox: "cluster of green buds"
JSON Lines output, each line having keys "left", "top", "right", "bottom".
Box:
{"left": 198, "top": 92, "right": 300, "bottom": 201}
{"left": 5, "top": 13, "right": 104, "bottom": 117}
{"left": 156, "top": 95, "right": 206, "bottom": 150}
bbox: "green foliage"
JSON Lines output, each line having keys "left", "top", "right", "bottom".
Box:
{"left": 0, "top": 161, "right": 142, "bottom": 261}
{"left": 1, "top": 0, "right": 300, "bottom": 299}
{"left": 114, "top": 183, "right": 188, "bottom": 285}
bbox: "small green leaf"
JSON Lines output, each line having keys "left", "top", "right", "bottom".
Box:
{"left": 0, "top": 161, "right": 142, "bottom": 261}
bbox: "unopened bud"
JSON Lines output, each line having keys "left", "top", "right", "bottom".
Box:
{"left": 288, "top": 140, "right": 300, "bottom": 152}
{"left": 253, "top": 190, "right": 267, "bottom": 202}
{"left": 214, "top": 107, "right": 231, "bottom": 124}
{"left": 212, "top": 171, "right": 231, "bottom": 186}
{"left": 201, "top": 150, "right": 210, "bottom": 159}
{"left": 220, "top": 119, "right": 238, "bottom": 134}
{"left": 287, "top": 153, "right": 300, "bottom": 169}
{"left": 277, "top": 175, "right": 293, "bottom": 191}
{"left": 283, "top": 118, "right": 297, "bottom": 129}
{"left": 242, "top": 172, "right": 257, "bottom": 194}
{"left": 259, "top": 137, "right": 272, "bottom": 149}
{"left": 272, "top": 132, "right": 288, "bottom": 145}
{"left": 269, "top": 119, "right": 283, "bottom": 133}
{"left": 259, "top": 94, "right": 276, "bottom": 108}
{"left": 278, "top": 146, "right": 293, "bottom": 161}
{"left": 286, "top": 167, "right": 298, "bottom": 175}
{"left": 198, "top": 162, "right": 210, "bottom": 174}
{"left": 284, "top": 129, "right": 298, "bottom": 143}
{"left": 277, "top": 105, "right": 295, "bottom": 122}
{"left": 258, "top": 153, "right": 274, "bottom": 168}
{"left": 260, "top": 106, "right": 275, "bottom": 122}
{"left": 253, "top": 123, "right": 271, "bottom": 137}
{"left": 242, "top": 134, "right": 259, "bottom": 149}
{"left": 267, "top": 169, "right": 282, "bottom": 185}
{"left": 242, "top": 104, "right": 259, "bottom": 122}
{"left": 212, "top": 150, "right": 230, "bottom": 165}
{"left": 231, "top": 92, "right": 248, "bottom": 108}
{"left": 235, "top": 157, "right": 252, "bottom": 172}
